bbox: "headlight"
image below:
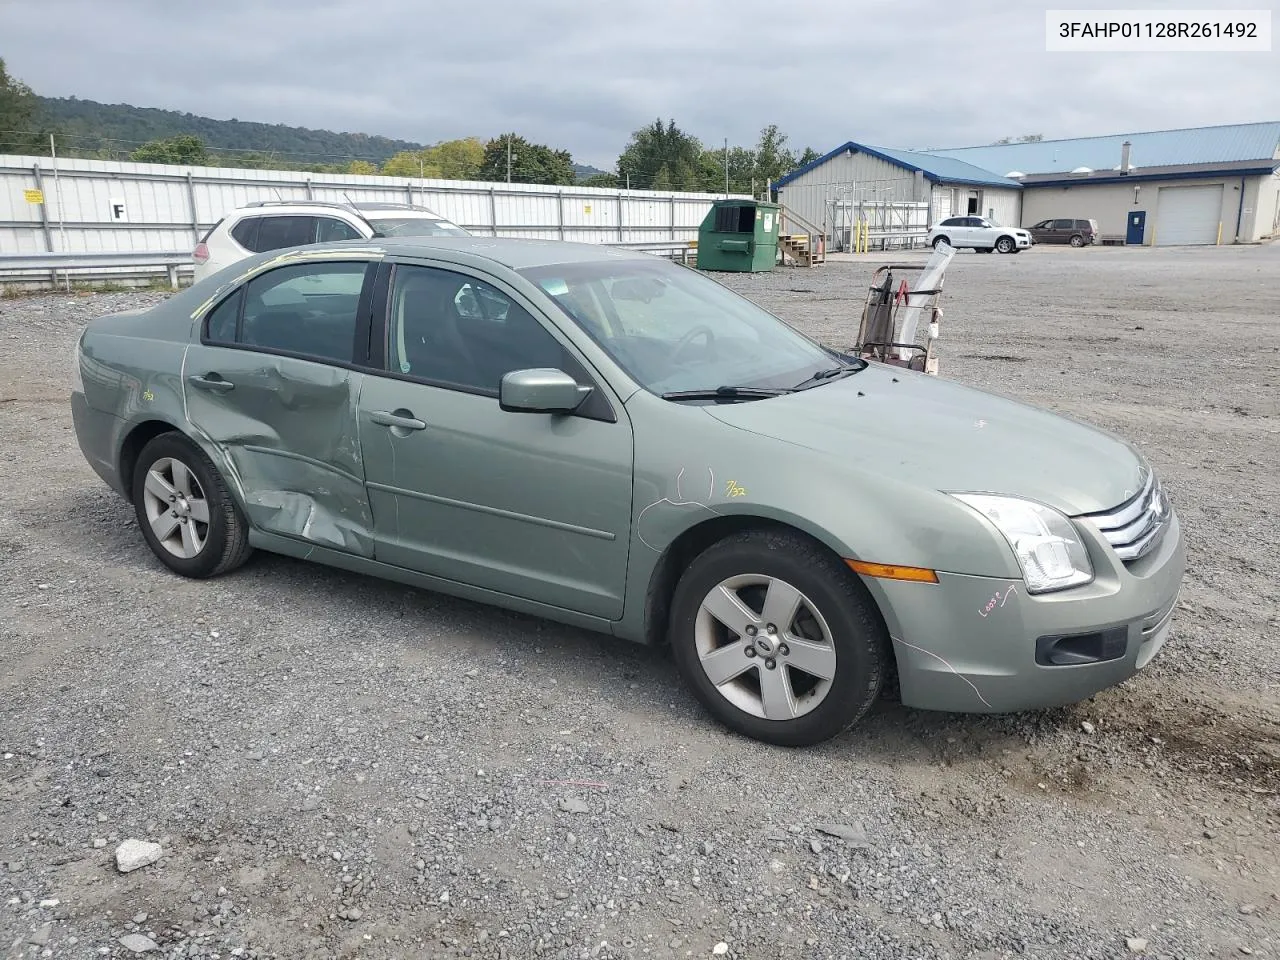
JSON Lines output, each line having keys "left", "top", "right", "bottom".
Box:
{"left": 952, "top": 494, "right": 1093, "bottom": 593}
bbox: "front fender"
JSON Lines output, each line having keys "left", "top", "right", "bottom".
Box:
{"left": 616, "top": 395, "right": 1020, "bottom": 642}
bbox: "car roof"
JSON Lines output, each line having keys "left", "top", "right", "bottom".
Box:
{"left": 235, "top": 200, "right": 447, "bottom": 216}
{"left": 257, "top": 236, "right": 657, "bottom": 270}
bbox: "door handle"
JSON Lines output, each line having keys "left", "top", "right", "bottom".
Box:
{"left": 188, "top": 374, "right": 235, "bottom": 393}
{"left": 370, "top": 410, "right": 427, "bottom": 431}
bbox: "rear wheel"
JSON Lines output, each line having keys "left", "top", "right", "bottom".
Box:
{"left": 668, "top": 529, "right": 887, "bottom": 747}
{"left": 932, "top": 236, "right": 950, "bottom": 249}
{"left": 1069, "top": 234, "right": 1085, "bottom": 247}
{"left": 131, "top": 432, "right": 252, "bottom": 578}
{"left": 995, "top": 235, "right": 1015, "bottom": 254}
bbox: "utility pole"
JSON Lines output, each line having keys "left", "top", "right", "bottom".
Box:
{"left": 724, "top": 137, "right": 729, "bottom": 197}
{"left": 506, "top": 135, "right": 513, "bottom": 184}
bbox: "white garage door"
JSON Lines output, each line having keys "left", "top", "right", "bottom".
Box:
{"left": 1155, "top": 184, "right": 1224, "bottom": 245}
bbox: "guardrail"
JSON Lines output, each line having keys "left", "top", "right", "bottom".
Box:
{"left": 0, "top": 251, "right": 193, "bottom": 290}
{"left": 0, "top": 238, "right": 703, "bottom": 292}
{"left": 604, "top": 239, "right": 698, "bottom": 264}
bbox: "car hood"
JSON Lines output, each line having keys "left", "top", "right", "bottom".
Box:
{"left": 703, "top": 365, "right": 1145, "bottom": 515}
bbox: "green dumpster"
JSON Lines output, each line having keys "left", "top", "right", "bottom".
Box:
{"left": 695, "top": 199, "right": 780, "bottom": 273}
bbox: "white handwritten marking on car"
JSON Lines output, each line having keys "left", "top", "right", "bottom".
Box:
{"left": 891, "top": 637, "right": 993, "bottom": 708}
{"left": 978, "top": 584, "right": 1018, "bottom": 618}
{"left": 636, "top": 466, "right": 725, "bottom": 552}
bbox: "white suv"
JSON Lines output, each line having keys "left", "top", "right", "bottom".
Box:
{"left": 192, "top": 200, "right": 470, "bottom": 283}
{"left": 926, "top": 216, "right": 1032, "bottom": 254}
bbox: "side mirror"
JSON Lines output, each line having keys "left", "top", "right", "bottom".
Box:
{"left": 499, "top": 368, "right": 591, "bottom": 414}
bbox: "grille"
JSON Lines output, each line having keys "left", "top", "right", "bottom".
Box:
{"left": 1084, "top": 470, "right": 1171, "bottom": 563}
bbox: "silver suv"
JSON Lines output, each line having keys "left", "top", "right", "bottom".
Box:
{"left": 193, "top": 200, "right": 469, "bottom": 282}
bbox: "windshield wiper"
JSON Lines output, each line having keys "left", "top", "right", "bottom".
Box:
{"left": 660, "top": 385, "right": 794, "bottom": 402}
{"left": 792, "top": 359, "right": 866, "bottom": 390}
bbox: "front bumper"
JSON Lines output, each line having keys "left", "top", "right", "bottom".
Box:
{"left": 864, "top": 509, "right": 1185, "bottom": 713}
{"left": 1014, "top": 235, "right": 1032, "bottom": 249}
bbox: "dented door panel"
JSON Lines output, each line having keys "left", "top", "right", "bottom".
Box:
{"left": 182, "top": 345, "right": 374, "bottom": 556}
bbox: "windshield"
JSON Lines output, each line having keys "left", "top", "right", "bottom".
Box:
{"left": 366, "top": 216, "right": 469, "bottom": 238}
{"left": 519, "top": 258, "right": 844, "bottom": 396}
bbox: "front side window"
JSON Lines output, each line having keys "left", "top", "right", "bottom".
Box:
{"left": 202, "top": 261, "right": 368, "bottom": 364}
{"left": 316, "top": 217, "right": 363, "bottom": 242}
{"left": 521, "top": 258, "right": 839, "bottom": 396}
{"left": 387, "top": 265, "right": 567, "bottom": 392}
{"left": 366, "top": 216, "right": 469, "bottom": 238}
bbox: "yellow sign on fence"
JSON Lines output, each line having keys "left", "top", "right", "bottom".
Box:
{"left": 24, "top": 188, "right": 44, "bottom": 204}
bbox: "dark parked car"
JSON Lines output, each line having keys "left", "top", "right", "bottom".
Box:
{"left": 1027, "top": 218, "right": 1099, "bottom": 247}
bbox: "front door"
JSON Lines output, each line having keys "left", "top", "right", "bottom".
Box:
{"left": 183, "top": 258, "right": 378, "bottom": 557}
{"left": 1126, "top": 210, "right": 1146, "bottom": 245}
{"left": 357, "top": 262, "right": 634, "bottom": 619}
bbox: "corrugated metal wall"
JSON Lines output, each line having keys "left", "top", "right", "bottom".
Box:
{"left": 985, "top": 189, "right": 1023, "bottom": 227}
{"left": 0, "top": 154, "right": 746, "bottom": 255}
{"left": 775, "top": 147, "right": 924, "bottom": 236}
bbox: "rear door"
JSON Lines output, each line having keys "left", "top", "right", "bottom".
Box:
{"left": 183, "top": 257, "right": 379, "bottom": 557}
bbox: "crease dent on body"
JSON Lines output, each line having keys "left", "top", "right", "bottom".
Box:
{"left": 636, "top": 466, "right": 722, "bottom": 552}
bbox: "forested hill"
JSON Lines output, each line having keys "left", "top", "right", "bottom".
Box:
{"left": 36, "top": 96, "right": 425, "bottom": 164}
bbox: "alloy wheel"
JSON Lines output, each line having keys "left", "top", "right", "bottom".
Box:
{"left": 694, "top": 574, "right": 838, "bottom": 721}
{"left": 141, "top": 457, "right": 210, "bottom": 559}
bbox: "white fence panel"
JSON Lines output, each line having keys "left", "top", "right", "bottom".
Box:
{"left": 0, "top": 154, "right": 747, "bottom": 271}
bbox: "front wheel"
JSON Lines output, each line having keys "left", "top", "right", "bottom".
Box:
{"left": 995, "top": 236, "right": 1015, "bottom": 254}
{"left": 131, "top": 432, "right": 253, "bottom": 578}
{"left": 668, "top": 529, "right": 888, "bottom": 747}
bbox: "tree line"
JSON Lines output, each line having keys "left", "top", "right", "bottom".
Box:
{"left": 2, "top": 58, "right": 820, "bottom": 194}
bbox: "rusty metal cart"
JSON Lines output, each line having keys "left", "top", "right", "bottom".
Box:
{"left": 852, "top": 242, "right": 955, "bottom": 376}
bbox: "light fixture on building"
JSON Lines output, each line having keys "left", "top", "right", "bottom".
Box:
{"left": 1134, "top": 185, "right": 1141, "bottom": 205}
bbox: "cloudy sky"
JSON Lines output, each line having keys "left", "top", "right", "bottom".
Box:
{"left": 2, "top": 0, "right": 1276, "bottom": 171}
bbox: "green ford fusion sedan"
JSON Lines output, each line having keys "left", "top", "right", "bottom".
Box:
{"left": 70, "top": 237, "right": 1184, "bottom": 746}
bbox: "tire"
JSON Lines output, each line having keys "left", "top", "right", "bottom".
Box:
{"left": 1069, "top": 234, "right": 1085, "bottom": 247}
{"left": 995, "top": 236, "right": 1015, "bottom": 254}
{"left": 932, "top": 236, "right": 949, "bottom": 249}
{"left": 668, "top": 529, "right": 887, "bottom": 747}
{"left": 131, "top": 432, "right": 253, "bottom": 579}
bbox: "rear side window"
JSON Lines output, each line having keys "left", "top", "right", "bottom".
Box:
{"left": 255, "top": 216, "right": 316, "bottom": 251}
{"left": 239, "top": 261, "right": 369, "bottom": 364}
{"left": 1052, "top": 219, "right": 1073, "bottom": 230}
{"left": 230, "top": 217, "right": 262, "bottom": 251}
{"left": 204, "top": 289, "right": 243, "bottom": 344}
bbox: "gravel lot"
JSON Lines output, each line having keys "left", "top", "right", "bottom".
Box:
{"left": 2, "top": 243, "right": 1278, "bottom": 960}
